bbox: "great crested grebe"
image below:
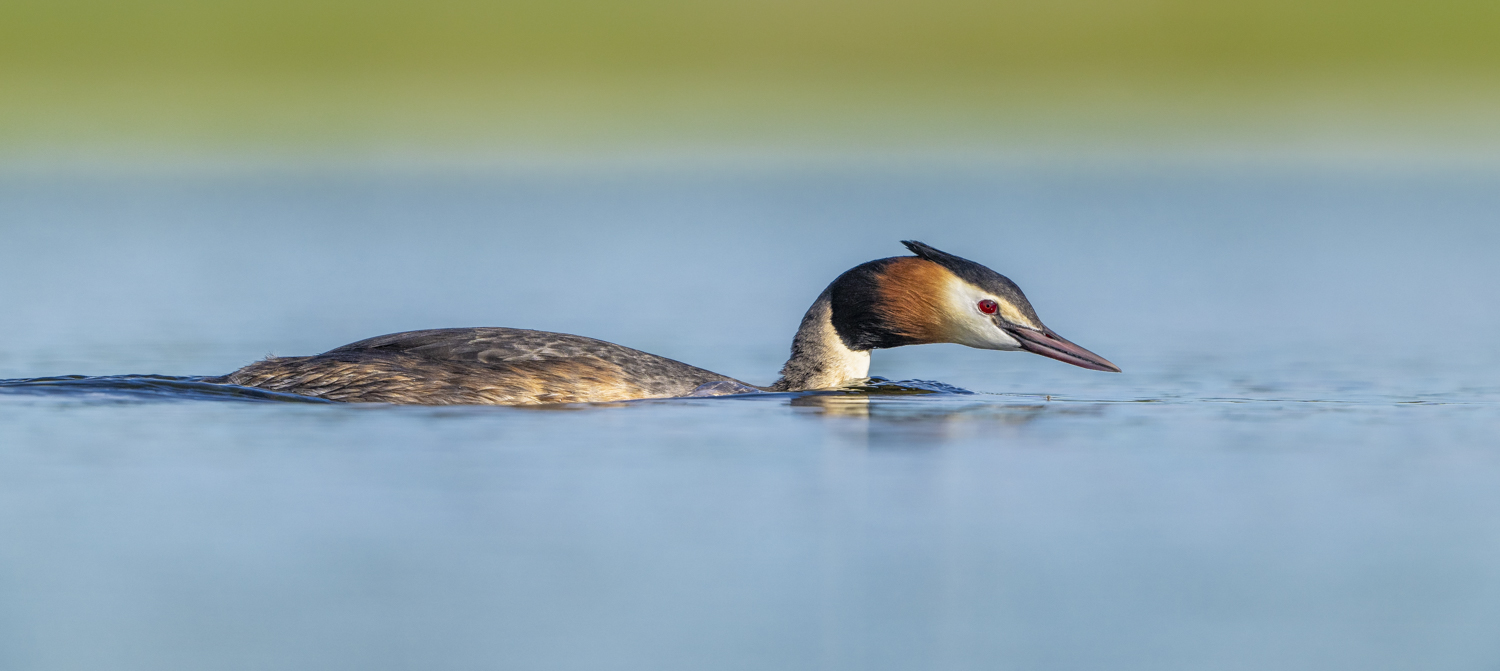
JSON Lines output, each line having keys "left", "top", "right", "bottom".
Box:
{"left": 214, "top": 241, "right": 1119, "bottom": 405}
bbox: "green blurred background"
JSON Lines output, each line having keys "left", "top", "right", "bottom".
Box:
{"left": 3, "top": 0, "right": 1498, "bottom": 153}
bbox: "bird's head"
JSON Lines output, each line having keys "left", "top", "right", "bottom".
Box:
{"left": 824, "top": 240, "right": 1120, "bottom": 372}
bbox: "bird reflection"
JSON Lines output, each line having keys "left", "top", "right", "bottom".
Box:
{"left": 789, "top": 393, "right": 1064, "bottom": 447}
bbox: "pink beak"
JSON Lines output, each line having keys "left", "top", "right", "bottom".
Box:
{"left": 1006, "top": 327, "right": 1121, "bottom": 372}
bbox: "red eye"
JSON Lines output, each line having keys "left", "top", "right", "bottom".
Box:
{"left": 978, "top": 299, "right": 999, "bottom": 315}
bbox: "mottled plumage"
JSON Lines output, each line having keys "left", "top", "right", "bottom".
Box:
{"left": 213, "top": 328, "right": 740, "bottom": 405}
{"left": 217, "top": 241, "right": 1118, "bottom": 405}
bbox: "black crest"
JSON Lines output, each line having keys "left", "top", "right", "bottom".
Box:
{"left": 901, "top": 240, "right": 969, "bottom": 267}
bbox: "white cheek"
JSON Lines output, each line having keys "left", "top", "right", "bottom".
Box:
{"left": 950, "top": 316, "right": 1021, "bottom": 350}
{"left": 942, "top": 285, "right": 1023, "bottom": 351}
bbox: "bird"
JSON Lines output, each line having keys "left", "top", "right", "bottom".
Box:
{"left": 212, "top": 241, "right": 1119, "bottom": 405}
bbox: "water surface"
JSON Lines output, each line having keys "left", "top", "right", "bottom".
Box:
{"left": 2, "top": 159, "right": 1499, "bottom": 670}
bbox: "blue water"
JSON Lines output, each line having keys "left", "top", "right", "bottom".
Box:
{"left": 2, "top": 158, "right": 1499, "bottom": 670}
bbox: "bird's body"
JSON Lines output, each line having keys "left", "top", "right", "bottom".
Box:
{"left": 216, "top": 242, "right": 1118, "bottom": 405}
{"left": 216, "top": 328, "right": 741, "bottom": 405}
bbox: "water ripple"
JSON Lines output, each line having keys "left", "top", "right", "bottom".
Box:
{"left": 1, "top": 374, "right": 1494, "bottom": 410}
{"left": 0, "top": 375, "right": 334, "bottom": 404}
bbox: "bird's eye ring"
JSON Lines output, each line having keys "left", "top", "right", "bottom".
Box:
{"left": 978, "top": 299, "right": 999, "bottom": 315}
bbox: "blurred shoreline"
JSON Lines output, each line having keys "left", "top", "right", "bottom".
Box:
{"left": 4, "top": 0, "right": 1497, "bottom": 160}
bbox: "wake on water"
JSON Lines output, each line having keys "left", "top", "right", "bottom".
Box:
{"left": 0, "top": 374, "right": 973, "bottom": 405}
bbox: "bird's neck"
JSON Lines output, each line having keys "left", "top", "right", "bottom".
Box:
{"left": 770, "top": 289, "right": 871, "bottom": 391}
